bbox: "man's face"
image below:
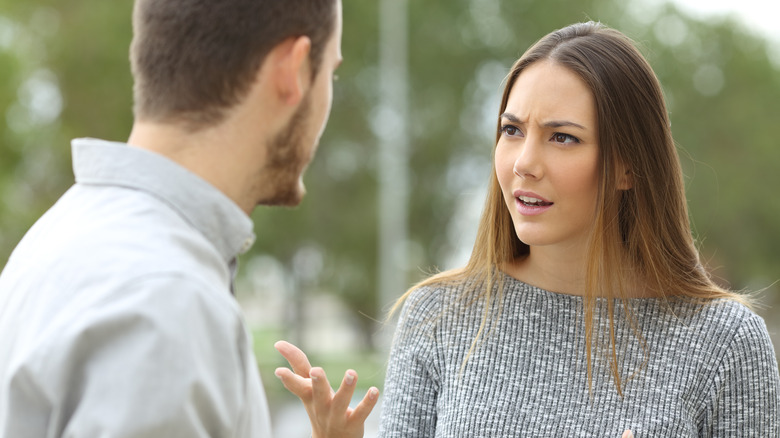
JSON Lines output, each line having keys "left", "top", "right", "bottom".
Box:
{"left": 258, "top": 0, "right": 343, "bottom": 207}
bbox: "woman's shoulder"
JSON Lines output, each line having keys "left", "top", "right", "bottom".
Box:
{"left": 398, "top": 273, "right": 482, "bottom": 321}
{"left": 664, "top": 297, "right": 772, "bottom": 350}
{"left": 688, "top": 297, "right": 764, "bottom": 329}
{"left": 400, "top": 284, "right": 443, "bottom": 318}
{"left": 694, "top": 299, "right": 779, "bottom": 384}
{"left": 402, "top": 280, "right": 458, "bottom": 314}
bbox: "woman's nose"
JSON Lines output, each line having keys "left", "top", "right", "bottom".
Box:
{"left": 512, "top": 136, "right": 543, "bottom": 180}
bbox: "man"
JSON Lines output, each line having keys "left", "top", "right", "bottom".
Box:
{"left": 0, "top": 0, "right": 375, "bottom": 436}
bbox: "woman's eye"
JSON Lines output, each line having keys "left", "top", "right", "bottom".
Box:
{"left": 552, "top": 133, "right": 579, "bottom": 144}
{"left": 500, "top": 125, "right": 523, "bottom": 137}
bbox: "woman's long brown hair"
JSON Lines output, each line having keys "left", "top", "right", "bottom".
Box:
{"left": 390, "top": 21, "right": 748, "bottom": 394}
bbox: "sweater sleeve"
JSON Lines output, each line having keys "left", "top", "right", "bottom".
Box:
{"left": 707, "top": 312, "right": 780, "bottom": 437}
{"left": 379, "top": 287, "right": 442, "bottom": 437}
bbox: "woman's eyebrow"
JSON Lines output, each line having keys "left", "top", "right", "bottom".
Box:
{"left": 499, "top": 112, "right": 522, "bottom": 123}
{"left": 500, "top": 112, "right": 586, "bottom": 130}
{"left": 542, "top": 120, "right": 586, "bottom": 130}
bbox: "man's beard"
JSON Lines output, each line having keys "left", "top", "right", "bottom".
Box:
{"left": 257, "top": 93, "right": 313, "bottom": 207}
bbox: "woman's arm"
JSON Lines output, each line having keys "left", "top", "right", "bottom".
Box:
{"left": 379, "top": 287, "right": 443, "bottom": 437}
{"left": 706, "top": 313, "right": 780, "bottom": 436}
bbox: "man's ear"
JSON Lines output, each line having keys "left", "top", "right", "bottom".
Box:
{"left": 269, "top": 36, "right": 312, "bottom": 106}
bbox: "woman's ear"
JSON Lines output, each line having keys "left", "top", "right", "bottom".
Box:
{"left": 617, "top": 166, "right": 633, "bottom": 191}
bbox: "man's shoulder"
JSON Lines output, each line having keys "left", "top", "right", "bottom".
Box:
{"left": 0, "top": 183, "right": 238, "bottom": 352}
{"left": 15, "top": 182, "right": 224, "bottom": 278}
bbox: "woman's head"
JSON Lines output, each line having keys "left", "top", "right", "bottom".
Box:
{"left": 494, "top": 59, "right": 602, "bottom": 258}
{"left": 479, "top": 22, "right": 698, "bottom": 294}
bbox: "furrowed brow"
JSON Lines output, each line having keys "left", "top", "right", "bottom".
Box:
{"left": 499, "top": 112, "right": 522, "bottom": 123}
{"left": 543, "top": 120, "right": 586, "bottom": 130}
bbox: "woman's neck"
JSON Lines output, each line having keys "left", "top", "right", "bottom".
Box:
{"left": 503, "top": 245, "right": 653, "bottom": 298}
{"left": 505, "top": 245, "right": 588, "bottom": 296}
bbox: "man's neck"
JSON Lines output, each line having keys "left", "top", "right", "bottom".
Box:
{"left": 127, "top": 120, "right": 261, "bottom": 215}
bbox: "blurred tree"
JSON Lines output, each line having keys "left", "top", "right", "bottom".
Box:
{"left": 649, "top": 14, "right": 780, "bottom": 288}
{"left": 0, "top": 0, "right": 133, "bottom": 253}
{"left": 1, "top": 0, "right": 778, "bottom": 353}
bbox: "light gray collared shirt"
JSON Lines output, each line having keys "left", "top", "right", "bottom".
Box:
{"left": 0, "top": 138, "right": 272, "bottom": 437}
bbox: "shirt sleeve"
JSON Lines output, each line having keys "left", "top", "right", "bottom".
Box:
{"left": 2, "top": 274, "right": 249, "bottom": 438}
{"left": 707, "top": 312, "right": 780, "bottom": 436}
{"left": 378, "top": 287, "right": 442, "bottom": 437}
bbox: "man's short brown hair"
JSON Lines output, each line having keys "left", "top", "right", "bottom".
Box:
{"left": 130, "top": 0, "right": 337, "bottom": 128}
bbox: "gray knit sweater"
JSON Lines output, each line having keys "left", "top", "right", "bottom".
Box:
{"left": 378, "top": 274, "right": 780, "bottom": 437}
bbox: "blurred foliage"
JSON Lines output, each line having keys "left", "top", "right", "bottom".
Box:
{"left": 1, "top": 0, "right": 778, "bottom": 352}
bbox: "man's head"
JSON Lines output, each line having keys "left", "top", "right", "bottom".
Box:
{"left": 128, "top": 0, "right": 342, "bottom": 211}
{"left": 130, "top": 0, "right": 338, "bottom": 129}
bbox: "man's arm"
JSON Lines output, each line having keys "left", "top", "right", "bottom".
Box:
{"left": 0, "top": 275, "right": 258, "bottom": 438}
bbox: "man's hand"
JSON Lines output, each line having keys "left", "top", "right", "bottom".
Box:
{"left": 622, "top": 430, "right": 634, "bottom": 438}
{"left": 274, "top": 340, "right": 379, "bottom": 438}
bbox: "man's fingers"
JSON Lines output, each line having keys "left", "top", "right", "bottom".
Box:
{"left": 275, "top": 346, "right": 379, "bottom": 432}
{"left": 310, "top": 367, "right": 334, "bottom": 410}
{"left": 349, "top": 386, "right": 380, "bottom": 424}
{"left": 332, "top": 369, "right": 359, "bottom": 414}
{"left": 622, "top": 430, "right": 634, "bottom": 438}
{"left": 274, "top": 367, "right": 313, "bottom": 400}
{"left": 275, "top": 340, "right": 312, "bottom": 377}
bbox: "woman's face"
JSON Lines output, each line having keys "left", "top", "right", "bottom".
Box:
{"left": 495, "top": 60, "right": 600, "bottom": 253}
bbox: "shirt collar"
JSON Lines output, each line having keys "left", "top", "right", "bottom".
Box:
{"left": 71, "top": 138, "right": 256, "bottom": 263}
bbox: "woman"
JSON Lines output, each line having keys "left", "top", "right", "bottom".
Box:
{"left": 378, "top": 22, "right": 779, "bottom": 437}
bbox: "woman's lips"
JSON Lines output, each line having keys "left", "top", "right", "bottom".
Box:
{"left": 513, "top": 191, "right": 553, "bottom": 216}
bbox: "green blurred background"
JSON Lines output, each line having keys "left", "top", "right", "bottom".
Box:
{"left": 1, "top": 0, "right": 778, "bottom": 435}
